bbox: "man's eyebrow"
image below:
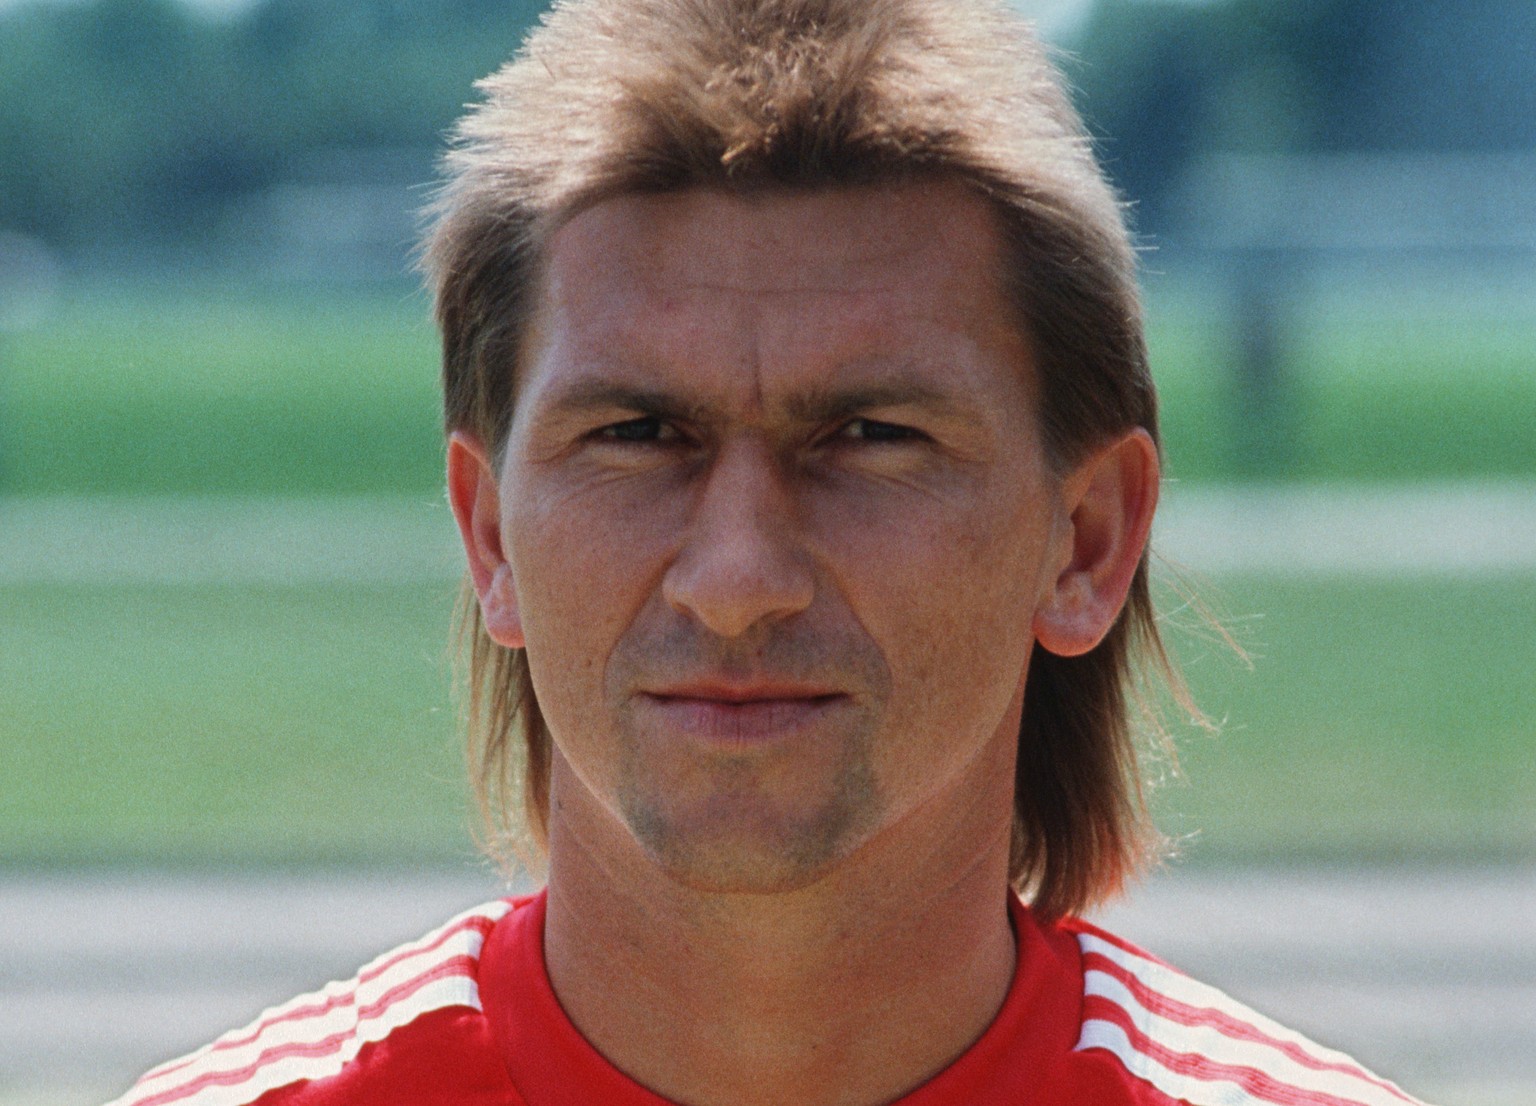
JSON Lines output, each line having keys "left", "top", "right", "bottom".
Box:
{"left": 539, "top": 375, "right": 961, "bottom": 423}
{"left": 542, "top": 379, "right": 700, "bottom": 420}
{"left": 785, "top": 381, "right": 960, "bottom": 424}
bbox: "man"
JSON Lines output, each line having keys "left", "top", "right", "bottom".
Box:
{"left": 109, "top": 1, "right": 1431, "bottom": 1104}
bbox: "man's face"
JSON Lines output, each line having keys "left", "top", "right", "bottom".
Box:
{"left": 495, "top": 180, "right": 1073, "bottom": 892}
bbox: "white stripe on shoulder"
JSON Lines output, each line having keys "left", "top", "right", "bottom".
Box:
{"left": 105, "top": 899, "right": 514, "bottom": 1106}
{"left": 1075, "top": 931, "right": 1432, "bottom": 1106}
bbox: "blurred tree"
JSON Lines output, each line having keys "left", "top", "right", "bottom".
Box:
{"left": 2, "top": 0, "right": 1532, "bottom": 257}
{"left": 1069, "top": 0, "right": 1221, "bottom": 232}
{"left": 0, "top": 0, "right": 545, "bottom": 254}
{"left": 1071, "top": 0, "right": 1536, "bottom": 234}
{"left": 1333, "top": 0, "right": 1536, "bottom": 151}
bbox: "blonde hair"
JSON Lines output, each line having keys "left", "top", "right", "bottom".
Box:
{"left": 424, "top": 0, "right": 1177, "bottom": 920}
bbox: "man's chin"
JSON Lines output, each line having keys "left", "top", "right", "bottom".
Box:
{"left": 622, "top": 800, "right": 879, "bottom": 896}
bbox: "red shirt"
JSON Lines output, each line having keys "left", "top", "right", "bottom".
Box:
{"left": 107, "top": 891, "right": 1427, "bottom": 1106}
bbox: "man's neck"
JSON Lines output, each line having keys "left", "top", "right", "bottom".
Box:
{"left": 540, "top": 771, "right": 1018, "bottom": 1106}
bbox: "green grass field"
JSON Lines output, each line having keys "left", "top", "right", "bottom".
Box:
{"left": 1144, "top": 287, "right": 1536, "bottom": 484}
{"left": 0, "top": 581, "right": 470, "bottom": 867}
{"left": 1154, "top": 575, "right": 1536, "bottom": 865}
{"left": 2, "top": 282, "right": 1532, "bottom": 870}
{"left": 1, "top": 286, "right": 444, "bottom": 497}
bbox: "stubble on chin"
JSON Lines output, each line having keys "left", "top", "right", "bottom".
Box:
{"left": 619, "top": 741, "right": 883, "bottom": 893}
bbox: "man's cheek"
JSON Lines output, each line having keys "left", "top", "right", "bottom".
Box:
{"left": 513, "top": 512, "right": 627, "bottom": 625}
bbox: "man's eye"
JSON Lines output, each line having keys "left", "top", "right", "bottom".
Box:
{"left": 599, "top": 416, "right": 669, "bottom": 443}
{"left": 840, "top": 418, "right": 922, "bottom": 443}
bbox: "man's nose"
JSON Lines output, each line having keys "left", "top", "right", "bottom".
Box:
{"left": 661, "top": 439, "right": 815, "bottom": 639}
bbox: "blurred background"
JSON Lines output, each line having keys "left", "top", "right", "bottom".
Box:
{"left": 0, "top": 0, "right": 1532, "bottom": 1103}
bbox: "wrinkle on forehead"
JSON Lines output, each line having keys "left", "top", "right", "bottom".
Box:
{"left": 545, "top": 179, "right": 1003, "bottom": 301}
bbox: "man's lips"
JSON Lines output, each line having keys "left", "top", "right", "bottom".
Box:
{"left": 636, "top": 683, "right": 848, "bottom": 744}
{"left": 644, "top": 680, "right": 844, "bottom": 703}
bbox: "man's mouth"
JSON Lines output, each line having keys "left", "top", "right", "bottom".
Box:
{"left": 637, "top": 682, "right": 847, "bottom": 745}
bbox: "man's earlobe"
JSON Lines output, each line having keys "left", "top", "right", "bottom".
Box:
{"left": 1032, "top": 428, "right": 1159, "bottom": 658}
{"left": 482, "top": 563, "right": 527, "bottom": 651}
{"left": 447, "top": 431, "right": 526, "bottom": 650}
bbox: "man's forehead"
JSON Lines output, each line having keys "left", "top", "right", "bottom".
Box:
{"left": 539, "top": 179, "right": 1008, "bottom": 306}
{"left": 512, "top": 182, "right": 1036, "bottom": 429}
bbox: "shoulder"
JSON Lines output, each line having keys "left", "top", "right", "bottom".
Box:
{"left": 104, "top": 898, "right": 520, "bottom": 1106}
{"left": 1059, "top": 918, "right": 1432, "bottom": 1106}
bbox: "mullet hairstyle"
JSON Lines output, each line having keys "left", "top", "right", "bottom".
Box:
{"left": 424, "top": 0, "right": 1181, "bottom": 921}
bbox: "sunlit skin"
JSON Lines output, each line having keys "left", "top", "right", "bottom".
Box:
{"left": 448, "top": 180, "right": 1158, "bottom": 1106}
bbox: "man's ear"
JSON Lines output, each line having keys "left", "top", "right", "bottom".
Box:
{"left": 446, "top": 431, "right": 526, "bottom": 650}
{"left": 1032, "top": 428, "right": 1159, "bottom": 658}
